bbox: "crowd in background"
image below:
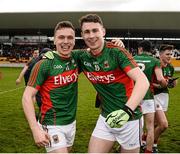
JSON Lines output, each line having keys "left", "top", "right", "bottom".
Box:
{"left": 0, "top": 40, "right": 180, "bottom": 61}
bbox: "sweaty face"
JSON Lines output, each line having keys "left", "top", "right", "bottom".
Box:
{"left": 81, "top": 22, "right": 105, "bottom": 53}
{"left": 54, "top": 28, "right": 75, "bottom": 58}
{"left": 160, "top": 49, "right": 173, "bottom": 64}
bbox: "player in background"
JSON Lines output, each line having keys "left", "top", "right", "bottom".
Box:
{"left": 153, "top": 44, "right": 178, "bottom": 153}
{"left": 16, "top": 49, "right": 39, "bottom": 86}
{"left": 78, "top": 13, "right": 149, "bottom": 153}
{"left": 16, "top": 48, "right": 52, "bottom": 86}
{"left": 134, "top": 40, "right": 167, "bottom": 153}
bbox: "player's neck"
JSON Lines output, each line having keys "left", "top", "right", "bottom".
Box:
{"left": 161, "top": 60, "right": 168, "bottom": 67}
{"left": 57, "top": 51, "right": 71, "bottom": 59}
{"left": 90, "top": 43, "right": 104, "bottom": 56}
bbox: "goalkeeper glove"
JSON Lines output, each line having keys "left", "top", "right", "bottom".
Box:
{"left": 105, "top": 105, "right": 134, "bottom": 128}
{"left": 167, "top": 77, "right": 179, "bottom": 88}
{"left": 43, "top": 51, "right": 54, "bottom": 59}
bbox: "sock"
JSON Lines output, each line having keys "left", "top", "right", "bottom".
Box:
{"left": 153, "top": 144, "right": 157, "bottom": 147}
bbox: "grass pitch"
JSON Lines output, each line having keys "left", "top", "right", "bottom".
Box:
{"left": 0, "top": 67, "right": 179, "bottom": 153}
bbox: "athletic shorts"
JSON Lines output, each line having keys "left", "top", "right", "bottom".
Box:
{"left": 39, "top": 120, "right": 76, "bottom": 152}
{"left": 154, "top": 93, "right": 169, "bottom": 111}
{"left": 92, "top": 115, "right": 143, "bottom": 150}
{"left": 141, "top": 99, "right": 155, "bottom": 114}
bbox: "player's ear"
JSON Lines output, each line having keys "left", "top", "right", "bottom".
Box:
{"left": 53, "top": 35, "right": 56, "bottom": 45}
{"left": 81, "top": 31, "right": 83, "bottom": 37}
{"left": 102, "top": 27, "right": 106, "bottom": 37}
{"left": 81, "top": 31, "right": 85, "bottom": 40}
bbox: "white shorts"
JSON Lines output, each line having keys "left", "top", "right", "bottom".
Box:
{"left": 92, "top": 115, "right": 143, "bottom": 150}
{"left": 39, "top": 120, "right": 76, "bottom": 152}
{"left": 141, "top": 99, "right": 155, "bottom": 114}
{"left": 154, "top": 93, "right": 169, "bottom": 111}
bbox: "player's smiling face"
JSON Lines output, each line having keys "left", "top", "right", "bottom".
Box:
{"left": 54, "top": 28, "right": 75, "bottom": 58}
{"left": 81, "top": 22, "right": 105, "bottom": 53}
{"left": 160, "top": 49, "right": 172, "bottom": 64}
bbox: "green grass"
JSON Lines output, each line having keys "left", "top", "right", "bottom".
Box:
{"left": 0, "top": 67, "right": 180, "bottom": 153}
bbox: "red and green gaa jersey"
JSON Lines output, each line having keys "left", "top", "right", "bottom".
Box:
{"left": 134, "top": 53, "right": 161, "bottom": 100}
{"left": 78, "top": 42, "right": 142, "bottom": 120}
{"left": 154, "top": 63, "right": 174, "bottom": 94}
{"left": 28, "top": 52, "right": 78, "bottom": 125}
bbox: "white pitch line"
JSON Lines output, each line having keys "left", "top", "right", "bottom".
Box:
{"left": 0, "top": 86, "right": 25, "bottom": 95}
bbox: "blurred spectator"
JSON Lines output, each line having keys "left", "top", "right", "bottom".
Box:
{"left": 16, "top": 49, "right": 39, "bottom": 85}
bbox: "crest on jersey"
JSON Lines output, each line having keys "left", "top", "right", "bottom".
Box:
{"left": 104, "top": 60, "right": 109, "bottom": 68}
{"left": 71, "top": 59, "right": 77, "bottom": 67}
{"left": 65, "top": 62, "right": 70, "bottom": 70}
{"left": 52, "top": 134, "right": 59, "bottom": 144}
{"left": 94, "top": 64, "right": 100, "bottom": 71}
{"left": 71, "top": 59, "right": 75, "bottom": 64}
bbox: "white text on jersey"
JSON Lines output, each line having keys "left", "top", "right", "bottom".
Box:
{"left": 87, "top": 72, "right": 115, "bottom": 83}
{"left": 54, "top": 72, "right": 78, "bottom": 85}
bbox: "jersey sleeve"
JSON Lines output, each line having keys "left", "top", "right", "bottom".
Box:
{"left": 116, "top": 47, "right": 138, "bottom": 73}
{"left": 27, "top": 59, "right": 50, "bottom": 90}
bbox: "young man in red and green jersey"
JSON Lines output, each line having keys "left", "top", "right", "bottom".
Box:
{"left": 22, "top": 20, "right": 122, "bottom": 153}
{"left": 22, "top": 21, "right": 79, "bottom": 153}
{"left": 134, "top": 40, "right": 167, "bottom": 153}
{"left": 78, "top": 14, "right": 149, "bottom": 153}
{"left": 153, "top": 44, "right": 177, "bottom": 152}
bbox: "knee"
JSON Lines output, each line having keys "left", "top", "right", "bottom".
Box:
{"left": 160, "top": 121, "right": 168, "bottom": 131}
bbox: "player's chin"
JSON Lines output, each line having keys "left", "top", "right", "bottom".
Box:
{"left": 87, "top": 44, "right": 99, "bottom": 51}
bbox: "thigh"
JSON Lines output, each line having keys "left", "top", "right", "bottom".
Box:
{"left": 50, "top": 147, "right": 68, "bottom": 153}
{"left": 155, "top": 110, "right": 168, "bottom": 126}
{"left": 89, "top": 115, "right": 115, "bottom": 152}
{"left": 88, "top": 136, "right": 114, "bottom": 153}
{"left": 121, "top": 146, "right": 140, "bottom": 153}
{"left": 144, "top": 112, "right": 155, "bottom": 130}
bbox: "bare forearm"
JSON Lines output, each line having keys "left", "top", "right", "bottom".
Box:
{"left": 22, "top": 88, "right": 39, "bottom": 130}
{"left": 126, "top": 68, "right": 149, "bottom": 110}
{"left": 155, "top": 67, "right": 168, "bottom": 88}
{"left": 17, "top": 65, "right": 28, "bottom": 80}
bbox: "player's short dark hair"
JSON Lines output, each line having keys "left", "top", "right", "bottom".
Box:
{"left": 159, "top": 44, "right": 174, "bottom": 53}
{"left": 54, "top": 21, "right": 75, "bottom": 36}
{"left": 138, "top": 40, "right": 152, "bottom": 52}
{"left": 79, "top": 14, "right": 104, "bottom": 28}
